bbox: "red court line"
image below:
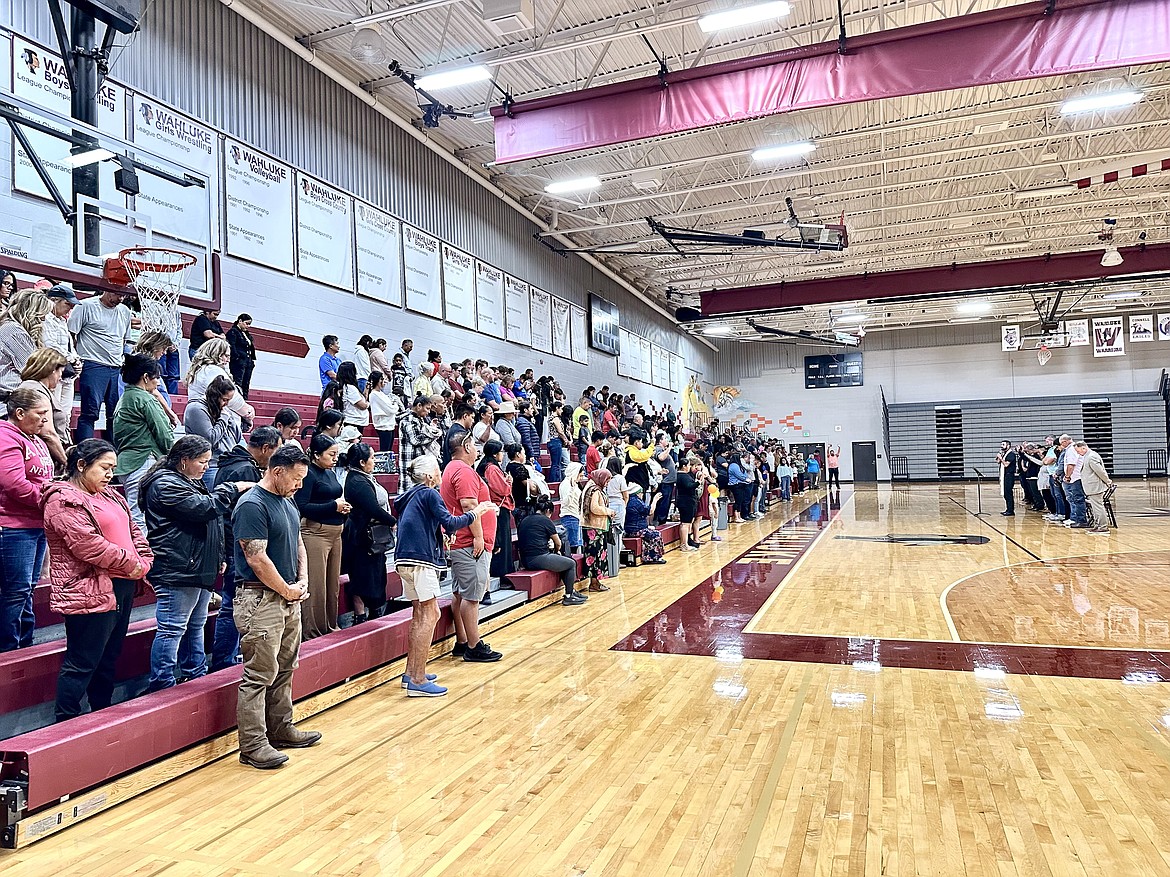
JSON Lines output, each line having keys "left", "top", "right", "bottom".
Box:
{"left": 611, "top": 492, "right": 1170, "bottom": 682}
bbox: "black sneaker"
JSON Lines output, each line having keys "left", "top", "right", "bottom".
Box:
{"left": 452, "top": 641, "right": 468, "bottom": 658}
{"left": 482, "top": 591, "right": 493, "bottom": 606}
{"left": 463, "top": 641, "right": 503, "bottom": 662}
{"left": 563, "top": 591, "right": 588, "bottom": 606}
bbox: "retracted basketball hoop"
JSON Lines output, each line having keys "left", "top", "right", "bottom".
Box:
{"left": 103, "top": 247, "right": 197, "bottom": 335}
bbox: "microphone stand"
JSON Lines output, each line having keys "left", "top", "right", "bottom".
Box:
{"left": 972, "top": 467, "right": 987, "bottom": 516}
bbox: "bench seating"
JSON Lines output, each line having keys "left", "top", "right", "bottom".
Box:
{"left": 503, "top": 555, "right": 586, "bottom": 598}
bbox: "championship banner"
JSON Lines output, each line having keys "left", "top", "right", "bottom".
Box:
{"left": 475, "top": 262, "right": 505, "bottom": 338}
{"left": 1066, "top": 319, "right": 1090, "bottom": 346}
{"left": 355, "top": 203, "right": 401, "bottom": 306}
{"left": 569, "top": 304, "right": 588, "bottom": 364}
{"left": 1001, "top": 325, "right": 1020, "bottom": 351}
{"left": 639, "top": 337, "right": 652, "bottom": 384}
{"left": 402, "top": 225, "right": 442, "bottom": 317}
{"left": 296, "top": 174, "right": 353, "bottom": 290}
{"left": 12, "top": 35, "right": 124, "bottom": 208}
{"left": 504, "top": 275, "right": 532, "bottom": 347}
{"left": 530, "top": 287, "right": 552, "bottom": 353}
{"left": 132, "top": 96, "right": 216, "bottom": 247}
{"left": 1157, "top": 313, "right": 1170, "bottom": 342}
{"left": 1129, "top": 314, "right": 1154, "bottom": 343}
{"left": 669, "top": 353, "right": 683, "bottom": 393}
{"left": 1092, "top": 316, "right": 1124, "bottom": 357}
{"left": 224, "top": 139, "right": 294, "bottom": 273}
{"left": 617, "top": 328, "right": 637, "bottom": 377}
{"left": 442, "top": 244, "right": 476, "bottom": 329}
{"left": 551, "top": 296, "right": 571, "bottom": 359}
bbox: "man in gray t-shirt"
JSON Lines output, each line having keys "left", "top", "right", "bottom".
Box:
{"left": 230, "top": 445, "right": 322, "bottom": 769}
{"left": 68, "top": 289, "right": 133, "bottom": 441}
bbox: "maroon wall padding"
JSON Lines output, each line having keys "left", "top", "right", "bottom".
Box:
{"left": 0, "top": 602, "right": 460, "bottom": 812}
{"left": 700, "top": 242, "right": 1170, "bottom": 315}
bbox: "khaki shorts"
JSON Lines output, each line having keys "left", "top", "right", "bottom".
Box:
{"left": 396, "top": 564, "right": 442, "bottom": 602}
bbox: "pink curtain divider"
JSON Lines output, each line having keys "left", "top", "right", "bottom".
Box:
{"left": 493, "top": 0, "right": 1170, "bottom": 164}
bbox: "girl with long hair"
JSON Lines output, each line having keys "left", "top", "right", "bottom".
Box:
{"left": 336, "top": 360, "right": 370, "bottom": 428}
{"left": 476, "top": 440, "right": 514, "bottom": 580}
{"left": 182, "top": 374, "right": 243, "bottom": 489}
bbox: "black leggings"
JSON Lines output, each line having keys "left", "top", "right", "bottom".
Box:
{"left": 56, "top": 578, "right": 135, "bottom": 722}
{"left": 731, "top": 483, "right": 753, "bottom": 519}
{"left": 827, "top": 468, "right": 840, "bottom": 488}
{"left": 525, "top": 552, "right": 577, "bottom": 593}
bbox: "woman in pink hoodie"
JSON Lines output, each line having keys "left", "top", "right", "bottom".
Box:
{"left": 42, "top": 438, "right": 153, "bottom": 722}
{"left": 0, "top": 386, "right": 54, "bottom": 651}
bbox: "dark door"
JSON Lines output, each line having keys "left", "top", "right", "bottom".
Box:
{"left": 852, "top": 441, "right": 878, "bottom": 482}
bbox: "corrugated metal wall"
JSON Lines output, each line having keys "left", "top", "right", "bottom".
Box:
{"left": 3, "top": 0, "right": 707, "bottom": 364}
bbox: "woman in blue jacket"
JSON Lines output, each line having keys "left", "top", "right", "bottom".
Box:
{"left": 393, "top": 454, "right": 495, "bottom": 697}
{"left": 728, "top": 453, "right": 756, "bottom": 522}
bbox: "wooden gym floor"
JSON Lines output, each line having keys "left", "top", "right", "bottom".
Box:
{"left": 5, "top": 481, "right": 1170, "bottom": 876}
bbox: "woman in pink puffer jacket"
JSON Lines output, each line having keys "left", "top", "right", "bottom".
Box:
{"left": 42, "top": 438, "right": 153, "bottom": 723}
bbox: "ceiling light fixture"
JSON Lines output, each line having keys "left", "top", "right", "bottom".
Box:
{"left": 833, "top": 312, "right": 867, "bottom": 324}
{"left": 948, "top": 317, "right": 983, "bottom": 324}
{"left": 751, "top": 141, "right": 816, "bottom": 162}
{"left": 1080, "top": 304, "right": 1118, "bottom": 313}
{"left": 414, "top": 64, "right": 492, "bottom": 91}
{"left": 1101, "top": 291, "right": 1142, "bottom": 300}
{"left": 703, "top": 324, "right": 735, "bottom": 336}
{"left": 1100, "top": 245, "right": 1124, "bottom": 267}
{"left": 66, "top": 147, "right": 115, "bottom": 167}
{"left": 983, "top": 241, "right": 1031, "bottom": 253}
{"left": 956, "top": 299, "right": 992, "bottom": 315}
{"left": 544, "top": 176, "right": 602, "bottom": 195}
{"left": 1060, "top": 90, "right": 1143, "bottom": 115}
{"left": 349, "top": 26, "right": 387, "bottom": 63}
{"left": 698, "top": 0, "right": 792, "bottom": 33}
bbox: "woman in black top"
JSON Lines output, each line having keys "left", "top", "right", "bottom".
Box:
{"left": 188, "top": 308, "right": 223, "bottom": 359}
{"left": 505, "top": 443, "right": 536, "bottom": 525}
{"left": 294, "top": 433, "right": 351, "bottom": 639}
{"left": 225, "top": 313, "right": 256, "bottom": 399}
{"left": 341, "top": 443, "right": 396, "bottom": 623}
{"left": 675, "top": 458, "right": 702, "bottom": 550}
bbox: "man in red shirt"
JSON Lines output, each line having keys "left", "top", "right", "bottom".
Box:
{"left": 439, "top": 432, "right": 501, "bottom": 662}
{"left": 584, "top": 431, "right": 604, "bottom": 475}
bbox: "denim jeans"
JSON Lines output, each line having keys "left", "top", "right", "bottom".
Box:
{"left": 1065, "top": 479, "right": 1088, "bottom": 525}
{"left": 148, "top": 585, "right": 211, "bottom": 690}
{"left": 76, "top": 361, "right": 121, "bottom": 441}
{"left": 780, "top": 476, "right": 791, "bottom": 500}
{"left": 0, "top": 527, "right": 46, "bottom": 651}
{"left": 202, "top": 466, "right": 217, "bottom": 492}
{"left": 560, "top": 515, "right": 582, "bottom": 552}
{"left": 1051, "top": 478, "right": 1068, "bottom": 518}
{"left": 654, "top": 482, "right": 674, "bottom": 524}
{"left": 211, "top": 550, "right": 240, "bottom": 671}
{"left": 159, "top": 349, "right": 180, "bottom": 395}
{"left": 547, "top": 437, "right": 564, "bottom": 483}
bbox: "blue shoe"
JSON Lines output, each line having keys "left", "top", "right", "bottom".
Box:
{"left": 406, "top": 679, "right": 447, "bottom": 697}
{"left": 401, "top": 673, "right": 438, "bottom": 688}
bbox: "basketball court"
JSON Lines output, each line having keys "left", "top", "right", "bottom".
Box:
{"left": 2, "top": 482, "right": 1168, "bottom": 876}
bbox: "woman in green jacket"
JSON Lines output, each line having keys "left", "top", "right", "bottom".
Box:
{"left": 112, "top": 353, "right": 174, "bottom": 532}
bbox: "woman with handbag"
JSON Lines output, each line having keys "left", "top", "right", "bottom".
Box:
{"left": 342, "top": 442, "right": 397, "bottom": 623}
{"left": 581, "top": 469, "right": 616, "bottom": 592}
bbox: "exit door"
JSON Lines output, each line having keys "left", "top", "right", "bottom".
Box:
{"left": 852, "top": 441, "right": 878, "bottom": 482}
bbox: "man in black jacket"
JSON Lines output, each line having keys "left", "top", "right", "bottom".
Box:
{"left": 211, "top": 427, "right": 283, "bottom": 671}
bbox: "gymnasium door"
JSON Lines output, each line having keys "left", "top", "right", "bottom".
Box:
{"left": 852, "top": 441, "right": 878, "bottom": 482}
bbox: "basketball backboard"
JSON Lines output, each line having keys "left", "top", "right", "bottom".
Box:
{"left": 1, "top": 63, "right": 215, "bottom": 303}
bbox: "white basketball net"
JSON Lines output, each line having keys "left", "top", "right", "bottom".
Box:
{"left": 1037, "top": 344, "right": 1052, "bottom": 366}
{"left": 120, "top": 248, "right": 196, "bottom": 335}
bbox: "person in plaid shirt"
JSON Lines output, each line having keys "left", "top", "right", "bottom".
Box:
{"left": 399, "top": 396, "right": 443, "bottom": 487}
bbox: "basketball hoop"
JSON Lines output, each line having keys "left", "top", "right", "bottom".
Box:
{"left": 1037, "top": 344, "right": 1052, "bottom": 366}
{"left": 103, "top": 247, "right": 197, "bottom": 335}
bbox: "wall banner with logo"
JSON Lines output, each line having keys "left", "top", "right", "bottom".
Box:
{"left": 551, "top": 296, "right": 571, "bottom": 359}
{"left": 530, "top": 287, "right": 553, "bottom": 353}
{"left": 441, "top": 244, "right": 476, "bottom": 329}
{"left": 504, "top": 275, "right": 532, "bottom": 347}
{"left": 1129, "top": 314, "right": 1154, "bottom": 343}
{"left": 476, "top": 261, "right": 505, "bottom": 338}
{"left": 1092, "top": 316, "right": 1125, "bottom": 357}
{"left": 224, "top": 139, "right": 295, "bottom": 273}
{"left": 355, "top": 203, "right": 402, "bottom": 306}
{"left": 569, "top": 304, "right": 588, "bottom": 364}
{"left": 296, "top": 173, "right": 353, "bottom": 291}
{"left": 402, "top": 224, "right": 442, "bottom": 318}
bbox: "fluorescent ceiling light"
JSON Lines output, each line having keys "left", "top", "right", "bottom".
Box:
{"left": 470, "top": 111, "right": 494, "bottom": 124}
{"left": 1013, "top": 184, "right": 1077, "bottom": 201}
{"left": 1102, "top": 291, "right": 1142, "bottom": 300}
{"left": 544, "top": 176, "right": 601, "bottom": 195}
{"left": 956, "top": 299, "right": 992, "bottom": 315}
{"left": 1080, "top": 304, "right": 1117, "bottom": 313}
{"left": 948, "top": 317, "right": 982, "bottom": 324}
{"left": 751, "top": 141, "right": 816, "bottom": 162}
{"left": 1060, "top": 90, "right": 1143, "bottom": 115}
{"left": 415, "top": 65, "right": 492, "bottom": 91}
{"left": 983, "top": 241, "right": 1030, "bottom": 253}
{"left": 1100, "top": 245, "right": 1124, "bottom": 267}
{"left": 698, "top": 1, "right": 792, "bottom": 33}
{"left": 66, "top": 147, "right": 115, "bottom": 167}
{"left": 703, "top": 324, "right": 735, "bottom": 336}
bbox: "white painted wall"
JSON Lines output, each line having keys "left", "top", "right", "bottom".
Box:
{"left": 732, "top": 335, "right": 1168, "bottom": 480}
